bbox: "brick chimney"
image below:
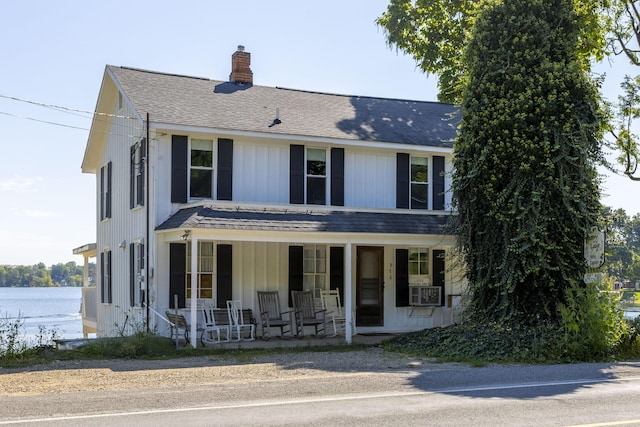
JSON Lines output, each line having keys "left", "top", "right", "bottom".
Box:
{"left": 229, "top": 45, "right": 253, "bottom": 84}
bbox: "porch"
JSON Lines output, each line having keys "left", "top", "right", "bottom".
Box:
{"left": 153, "top": 205, "right": 461, "bottom": 348}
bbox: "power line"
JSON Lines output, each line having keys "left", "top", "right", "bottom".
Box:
{"left": 0, "top": 93, "right": 137, "bottom": 120}
{"left": 0, "top": 111, "right": 88, "bottom": 130}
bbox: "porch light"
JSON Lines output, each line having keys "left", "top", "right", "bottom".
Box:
{"left": 181, "top": 230, "right": 190, "bottom": 241}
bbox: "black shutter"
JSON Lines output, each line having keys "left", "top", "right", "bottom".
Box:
{"left": 100, "top": 166, "right": 105, "bottom": 220}
{"left": 138, "top": 138, "right": 146, "bottom": 207}
{"left": 171, "top": 135, "right": 188, "bottom": 203}
{"left": 432, "top": 156, "right": 445, "bottom": 210}
{"left": 330, "top": 148, "right": 344, "bottom": 206}
{"left": 396, "top": 153, "right": 409, "bottom": 209}
{"left": 106, "top": 162, "right": 112, "bottom": 218}
{"left": 217, "top": 138, "right": 233, "bottom": 201}
{"left": 288, "top": 246, "right": 304, "bottom": 307}
{"left": 169, "top": 243, "right": 186, "bottom": 308}
{"left": 129, "top": 243, "right": 135, "bottom": 306}
{"left": 130, "top": 145, "right": 136, "bottom": 209}
{"left": 100, "top": 252, "right": 105, "bottom": 303}
{"left": 216, "top": 244, "right": 233, "bottom": 309}
{"left": 330, "top": 246, "right": 344, "bottom": 303}
{"left": 432, "top": 250, "right": 446, "bottom": 306}
{"left": 396, "top": 249, "right": 409, "bottom": 307}
{"left": 290, "top": 144, "right": 304, "bottom": 204}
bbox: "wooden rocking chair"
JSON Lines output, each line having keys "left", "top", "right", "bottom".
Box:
{"left": 256, "top": 291, "right": 294, "bottom": 340}
{"left": 291, "top": 290, "right": 327, "bottom": 338}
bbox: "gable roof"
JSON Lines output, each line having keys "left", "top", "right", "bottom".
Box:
{"left": 108, "top": 65, "right": 459, "bottom": 147}
{"left": 156, "top": 205, "right": 454, "bottom": 236}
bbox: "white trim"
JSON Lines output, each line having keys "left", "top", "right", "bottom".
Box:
{"left": 150, "top": 123, "right": 454, "bottom": 154}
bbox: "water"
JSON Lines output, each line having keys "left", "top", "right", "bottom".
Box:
{"left": 0, "top": 287, "right": 83, "bottom": 343}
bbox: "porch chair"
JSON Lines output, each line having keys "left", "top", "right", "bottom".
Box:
{"left": 321, "top": 288, "right": 356, "bottom": 337}
{"left": 201, "top": 305, "right": 229, "bottom": 344}
{"left": 226, "top": 300, "right": 255, "bottom": 341}
{"left": 291, "top": 290, "right": 327, "bottom": 338}
{"left": 166, "top": 311, "right": 203, "bottom": 347}
{"left": 256, "top": 291, "right": 294, "bottom": 340}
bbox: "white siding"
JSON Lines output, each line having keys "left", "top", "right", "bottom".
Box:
{"left": 233, "top": 141, "right": 289, "bottom": 204}
{"left": 344, "top": 151, "right": 396, "bottom": 208}
{"left": 95, "top": 95, "right": 146, "bottom": 337}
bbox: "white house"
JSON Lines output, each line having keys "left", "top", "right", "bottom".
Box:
{"left": 80, "top": 46, "right": 463, "bottom": 346}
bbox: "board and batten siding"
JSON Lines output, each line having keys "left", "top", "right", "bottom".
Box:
{"left": 344, "top": 151, "right": 396, "bottom": 208}
{"left": 96, "top": 96, "right": 146, "bottom": 337}
{"left": 233, "top": 141, "right": 289, "bottom": 204}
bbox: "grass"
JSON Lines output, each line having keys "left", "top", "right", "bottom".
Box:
{"left": 0, "top": 331, "right": 371, "bottom": 369}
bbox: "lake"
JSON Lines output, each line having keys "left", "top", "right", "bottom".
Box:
{"left": 0, "top": 287, "right": 83, "bottom": 344}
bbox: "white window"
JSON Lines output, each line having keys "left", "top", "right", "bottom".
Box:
{"left": 130, "top": 139, "right": 145, "bottom": 208}
{"left": 410, "top": 156, "right": 428, "bottom": 209}
{"left": 190, "top": 139, "right": 214, "bottom": 199}
{"left": 306, "top": 148, "right": 326, "bottom": 205}
{"left": 303, "top": 245, "right": 326, "bottom": 299}
{"left": 409, "top": 248, "right": 430, "bottom": 279}
{"left": 186, "top": 241, "right": 214, "bottom": 300}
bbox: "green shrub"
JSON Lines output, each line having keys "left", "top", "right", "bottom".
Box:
{"left": 557, "top": 281, "right": 627, "bottom": 361}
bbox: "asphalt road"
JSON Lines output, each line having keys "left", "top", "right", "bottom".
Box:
{"left": 2, "top": 361, "right": 640, "bottom": 426}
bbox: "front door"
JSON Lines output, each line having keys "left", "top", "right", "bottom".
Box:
{"left": 356, "top": 246, "right": 384, "bottom": 326}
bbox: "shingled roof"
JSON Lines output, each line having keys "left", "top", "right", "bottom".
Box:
{"left": 108, "top": 65, "right": 459, "bottom": 147}
{"left": 156, "top": 206, "right": 454, "bottom": 235}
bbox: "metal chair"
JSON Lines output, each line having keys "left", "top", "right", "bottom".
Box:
{"left": 226, "top": 300, "right": 255, "bottom": 341}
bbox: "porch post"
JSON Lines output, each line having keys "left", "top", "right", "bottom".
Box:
{"left": 190, "top": 237, "right": 198, "bottom": 348}
{"left": 344, "top": 242, "right": 353, "bottom": 344}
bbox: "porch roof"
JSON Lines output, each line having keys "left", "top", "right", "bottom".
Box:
{"left": 156, "top": 206, "right": 454, "bottom": 236}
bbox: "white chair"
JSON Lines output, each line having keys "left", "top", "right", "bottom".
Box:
{"left": 320, "top": 288, "right": 356, "bottom": 337}
{"left": 201, "top": 305, "right": 228, "bottom": 344}
{"left": 226, "top": 300, "right": 255, "bottom": 341}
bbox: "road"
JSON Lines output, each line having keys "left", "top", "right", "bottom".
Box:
{"left": 2, "top": 361, "right": 640, "bottom": 426}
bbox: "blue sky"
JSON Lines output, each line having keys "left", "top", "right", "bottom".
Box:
{"left": 0, "top": 1, "right": 637, "bottom": 266}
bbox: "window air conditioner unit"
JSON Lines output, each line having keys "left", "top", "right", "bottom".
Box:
{"left": 409, "top": 285, "right": 441, "bottom": 306}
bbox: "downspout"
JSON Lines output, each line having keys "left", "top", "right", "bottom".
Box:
{"left": 145, "top": 112, "right": 150, "bottom": 330}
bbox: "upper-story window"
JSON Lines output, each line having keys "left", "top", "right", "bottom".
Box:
{"left": 306, "top": 148, "right": 326, "bottom": 205}
{"left": 190, "top": 139, "right": 214, "bottom": 199}
{"left": 410, "top": 156, "right": 428, "bottom": 209}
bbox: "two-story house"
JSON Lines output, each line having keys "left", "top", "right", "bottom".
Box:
{"left": 80, "top": 46, "right": 463, "bottom": 346}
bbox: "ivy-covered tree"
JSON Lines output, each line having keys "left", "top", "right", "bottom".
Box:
{"left": 452, "top": 0, "right": 606, "bottom": 323}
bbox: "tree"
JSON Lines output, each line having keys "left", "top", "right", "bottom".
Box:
{"left": 377, "top": 0, "right": 607, "bottom": 104}
{"left": 452, "top": 0, "right": 606, "bottom": 323}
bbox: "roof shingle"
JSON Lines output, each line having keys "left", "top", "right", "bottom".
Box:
{"left": 109, "top": 66, "right": 459, "bottom": 147}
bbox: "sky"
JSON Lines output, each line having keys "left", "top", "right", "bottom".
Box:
{"left": 0, "top": 1, "right": 637, "bottom": 267}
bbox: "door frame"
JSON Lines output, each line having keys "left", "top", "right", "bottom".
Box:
{"left": 356, "top": 246, "right": 384, "bottom": 326}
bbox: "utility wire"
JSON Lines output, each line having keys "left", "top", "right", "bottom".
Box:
{"left": 0, "top": 93, "right": 137, "bottom": 119}
{"left": 0, "top": 111, "right": 88, "bottom": 130}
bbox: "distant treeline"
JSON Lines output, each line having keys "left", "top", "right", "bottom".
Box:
{"left": 0, "top": 262, "right": 96, "bottom": 287}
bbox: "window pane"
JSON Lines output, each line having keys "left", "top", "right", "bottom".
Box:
{"left": 411, "top": 157, "right": 428, "bottom": 183}
{"left": 190, "top": 170, "right": 212, "bottom": 198}
{"left": 191, "top": 150, "right": 212, "bottom": 167}
{"left": 409, "top": 262, "right": 419, "bottom": 276}
{"left": 307, "top": 148, "right": 326, "bottom": 162}
{"left": 304, "top": 259, "right": 315, "bottom": 273}
{"left": 316, "top": 259, "right": 326, "bottom": 273}
{"left": 307, "top": 177, "right": 326, "bottom": 205}
{"left": 307, "top": 149, "right": 326, "bottom": 176}
{"left": 411, "top": 183, "right": 428, "bottom": 209}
